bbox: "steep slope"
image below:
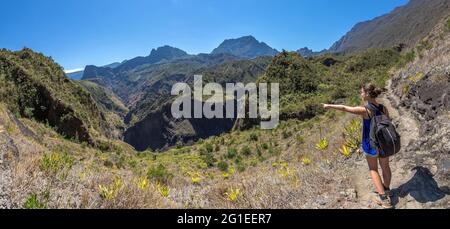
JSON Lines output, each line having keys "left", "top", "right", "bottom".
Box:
{"left": 0, "top": 48, "right": 114, "bottom": 143}
{"left": 329, "top": 0, "right": 450, "bottom": 54}
{"left": 211, "top": 36, "right": 278, "bottom": 58}
{"left": 78, "top": 80, "right": 128, "bottom": 117}
{"left": 78, "top": 79, "right": 128, "bottom": 137}
{"left": 387, "top": 16, "right": 450, "bottom": 208}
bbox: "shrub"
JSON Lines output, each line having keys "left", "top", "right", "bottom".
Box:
{"left": 296, "top": 135, "right": 305, "bottom": 144}
{"left": 282, "top": 130, "right": 292, "bottom": 139}
{"left": 199, "top": 147, "right": 217, "bottom": 167}
{"left": 217, "top": 161, "right": 229, "bottom": 172}
{"left": 23, "top": 192, "right": 49, "bottom": 209}
{"left": 396, "top": 51, "right": 415, "bottom": 68}
{"left": 417, "top": 40, "right": 433, "bottom": 54}
{"left": 249, "top": 132, "right": 258, "bottom": 141}
{"left": 240, "top": 146, "right": 251, "bottom": 156}
{"left": 226, "top": 147, "right": 237, "bottom": 159}
{"left": 40, "top": 151, "right": 74, "bottom": 175}
{"left": 147, "top": 164, "right": 173, "bottom": 184}
{"left": 236, "top": 161, "right": 246, "bottom": 172}
{"left": 261, "top": 143, "right": 269, "bottom": 150}
{"left": 204, "top": 143, "right": 214, "bottom": 153}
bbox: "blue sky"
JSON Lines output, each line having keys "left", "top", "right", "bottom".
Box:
{"left": 0, "top": 0, "right": 408, "bottom": 71}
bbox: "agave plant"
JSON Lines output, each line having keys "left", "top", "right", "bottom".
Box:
{"left": 339, "top": 145, "right": 352, "bottom": 157}
{"left": 315, "top": 138, "right": 329, "bottom": 151}
{"left": 302, "top": 157, "right": 311, "bottom": 166}
{"left": 225, "top": 187, "right": 240, "bottom": 202}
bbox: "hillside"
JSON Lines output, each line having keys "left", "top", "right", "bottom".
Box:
{"left": 329, "top": 0, "right": 450, "bottom": 54}
{"left": 0, "top": 48, "right": 116, "bottom": 144}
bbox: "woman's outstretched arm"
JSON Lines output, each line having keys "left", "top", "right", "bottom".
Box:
{"left": 323, "top": 104, "right": 367, "bottom": 116}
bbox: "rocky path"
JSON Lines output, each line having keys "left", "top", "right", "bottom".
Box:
{"left": 0, "top": 123, "right": 14, "bottom": 209}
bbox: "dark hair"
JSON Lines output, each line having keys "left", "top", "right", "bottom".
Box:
{"left": 362, "top": 83, "right": 384, "bottom": 98}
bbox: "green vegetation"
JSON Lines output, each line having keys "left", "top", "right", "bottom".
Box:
{"left": 147, "top": 164, "right": 173, "bottom": 184}
{"left": 240, "top": 146, "right": 252, "bottom": 156}
{"left": 23, "top": 191, "right": 50, "bottom": 209}
{"left": 396, "top": 51, "right": 416, "bottom": 68}
{"left": 417, "top": 39, "right": 433, "bottom": 57}
{"left": 0, "top": 48, "right": 113, "bottom": 143}
{"left": 315, "top": 138, "right": 329, "bottom": 151}
{"left": 226, "top": 147, "right": 238, "bottom": 159}
{"left": 98, "top": 176, "right": 123, "bottom": 200}
{"left": 342, "top": 119, "right": 362, "bottom": 150}
{"left": 225, "top": 187, "right": 240, "bottom": 202}
{"left": 199, "top": 144, "right": 217, "bottom": 167}
{"left": 249, "top": 132, "right": 259, "bottom": 141}
{"left": 156, "top": 182, "right": 170, "bottom": 197}
{"left": 217, "top": 161, "right": 229, "bottom": 171}
{"left": 259, "top": 49, "right": 401, "bottom": 118}
{"left": 40, "top": 151, "right": 74, "bottom": 175}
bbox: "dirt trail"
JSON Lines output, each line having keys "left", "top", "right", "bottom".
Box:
{"left": 351, "top": 79, "right": 423, "bottom": 209}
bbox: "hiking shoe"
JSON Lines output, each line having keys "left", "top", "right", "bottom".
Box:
{"left": 384, "top": 186, "right": 393, "bottom": 197}
{"left": 375, "top": 194, "right": 393, "bottom": 209}
{"left": 373, "top": 186, "right": 393, "bottom": 197}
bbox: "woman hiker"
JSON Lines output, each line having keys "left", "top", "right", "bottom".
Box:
{"left": 322, "top": 83, "right": 393, "bottom": 209}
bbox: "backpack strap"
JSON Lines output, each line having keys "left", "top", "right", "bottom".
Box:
{"left": 364, "top": 106, "right": 372, "bottom": 119}
{"left": 366, "top": 102, "right": 384, "bottom": 118}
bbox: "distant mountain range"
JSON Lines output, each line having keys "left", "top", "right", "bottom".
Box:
{"left": 69, "top": 36, "right": 279, "bottom": 80}
{"left": 74, "top": 35, "right": 279, "bottom": 150}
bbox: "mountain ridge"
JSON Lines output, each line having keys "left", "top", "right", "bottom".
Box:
{"left": 329, "top": 0, "right": 450, "bottom": 53}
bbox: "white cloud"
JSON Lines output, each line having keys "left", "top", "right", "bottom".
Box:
{"left": 64, "top": 68, "right": 84, "bottom": 74}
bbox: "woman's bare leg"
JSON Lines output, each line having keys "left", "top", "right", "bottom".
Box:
{"left": 366, "top": 156, "right": 385, "bottom": 195}
{"left": 378, "top": 157, "right": 392, "bottom": 188}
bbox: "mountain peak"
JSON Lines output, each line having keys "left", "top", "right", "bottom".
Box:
{"left": 148, "top": 45, "right": 188, "bottom": 59}
{"left": 211, "top": 35, "right": 278, "bottom": 58}
{"left": 113, "top": 45, "right": 189, "bottom": 72}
